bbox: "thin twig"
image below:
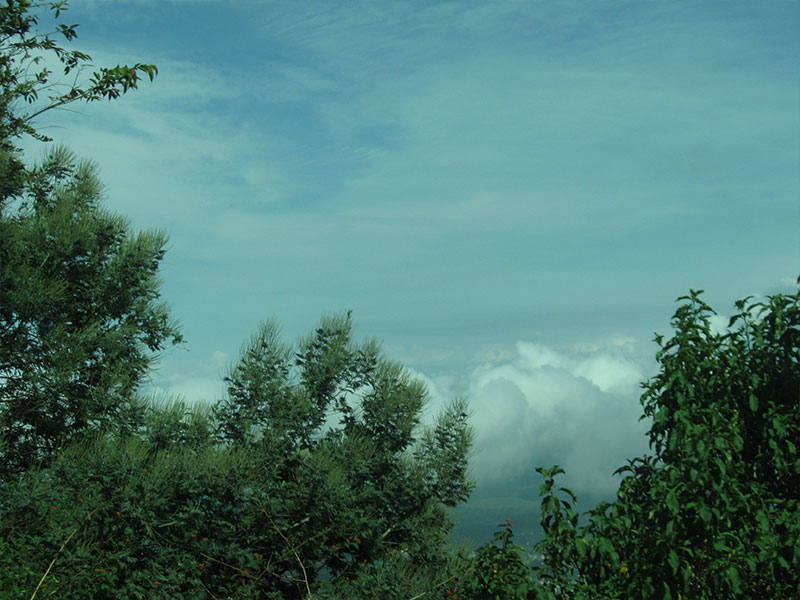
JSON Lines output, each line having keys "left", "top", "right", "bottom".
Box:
{"left": 196, "top": 551, "right": 251, "bottom": 575}
{"left": 29, "top": 527, "right": 78, "bottom": 600}
{"left": 200, "top": 580, "right": 222, "bottom": 600}
{"left": 407, "top": 573, "right": 458, "bottom": 600}
{"left": 29, "top": 507, "right": 98, "bottom": 600}
{"left": 263, "top": 511, "right": 314, "bottom": 599}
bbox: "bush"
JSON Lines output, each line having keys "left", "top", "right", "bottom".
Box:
{"left": 457, "top": 279, "right": 800, "bottom": 600}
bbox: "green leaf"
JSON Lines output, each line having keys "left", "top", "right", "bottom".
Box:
{"left": 726, "top": 566, "right": 741, "bottom": 593}
{"left": 665, "top": 489, "right": 679, "bottom": 514}
{"left": 668, "top": 550, "right": 679, "bottom": 575}
{"left": 598, "top": 537, "right": 615, "bottom": 557}
{"left": 699, "top": 505, "right": 711, "bottom": 523}
{"left": 575, "top": 537, "right": 587, "bottom": 558}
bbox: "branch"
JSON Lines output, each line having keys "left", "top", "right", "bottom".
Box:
{"left": 29, "top": 507, "right": 98, "bottom": 599}
{"left": 264, "top": 512, "right": 315, "bottom": 599}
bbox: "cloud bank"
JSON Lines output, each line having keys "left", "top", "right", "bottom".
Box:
{"left": 454, "top": 338, "right": 651, "bottom": 500}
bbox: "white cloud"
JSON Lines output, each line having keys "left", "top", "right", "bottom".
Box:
{"left": 515, "top": 342, "right": 567, "bottom": 371}
{"left": 462, "top": 338, "right": 652, "bottom": 498}
{"left": 572, "top": 353, "right": 643, "bottom": 396}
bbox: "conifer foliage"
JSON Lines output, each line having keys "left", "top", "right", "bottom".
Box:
{"left": 0, "top": 0, "right": 176, "bottom": 481}
{"left": 0, "top": 145, "right": 182, "bottom": 480}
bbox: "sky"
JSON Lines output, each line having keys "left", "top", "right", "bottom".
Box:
{"left": 18, "top": 0, "right": 800, "bottom": 547}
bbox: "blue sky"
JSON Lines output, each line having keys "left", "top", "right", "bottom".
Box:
{"left": 20, "top": 0, "right": 800, "bottom": 545}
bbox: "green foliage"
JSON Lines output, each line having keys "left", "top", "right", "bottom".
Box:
{"left": 573, "top": 283, "right": 800, "bottom": 599}
{"left": 455, "top": 280, "right": 799, "bottom": 600}
{"left": 0, "top": 144, "right": 182, "bottom": 481}
{"left": 314, "top": 546, "right": 471, "bottom": 600}
{"left": 457, "top": 520, "right": 534, "bottom": 600}
{"left": 0, "top": 430, "right": 285, "bottom": 599}
{"left": 0, "top": 0, "right": 158, "bottom": 152}
{"left": 528, "top": 466, "right": 585, "bottom": 599}
{"left": 1, "top": 313, "right": 476, "bottom": 599}
{"left": 0, "top": 0, "right": 172, "bottom": 482}
{"left": 210, "top": 312, "right": 477, "bottom": 580}
{"left": 0, "top": 143, "right": 25, "bottom": 198}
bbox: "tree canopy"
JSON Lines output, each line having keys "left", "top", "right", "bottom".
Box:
{"left": 0, "top": 312, "right": 477, "bottom": 599}
{"left": 0, "top": 144, "right": 183, "bottom": 481}
{"left": 0, "top": 0, "right": 178, "bottom": 482}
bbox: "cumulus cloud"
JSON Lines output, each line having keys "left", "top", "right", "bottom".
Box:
{"left": 437, "top": 338, "right": 654, "bottom": 499}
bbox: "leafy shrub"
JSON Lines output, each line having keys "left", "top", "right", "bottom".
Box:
{"left": 455, "top": 280, "right": 800, "bottom": 600}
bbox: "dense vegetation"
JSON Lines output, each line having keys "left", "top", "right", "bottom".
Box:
{"left": 1, "top": 2, "right": 797, "bottom": 598}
